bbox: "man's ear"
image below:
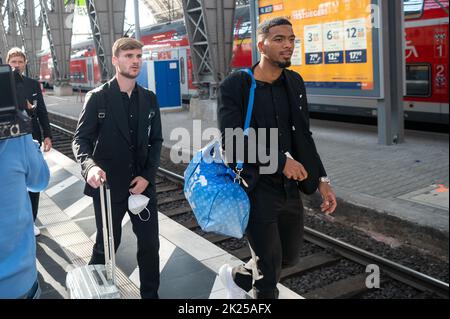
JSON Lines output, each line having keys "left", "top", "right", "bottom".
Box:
{"left": 257, "top": 39, "right": 265, "bottom": 54}
{"left": 112, "top": 55, "right": 117, "bottom": 66}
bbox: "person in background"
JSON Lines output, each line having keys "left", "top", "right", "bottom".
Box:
{"left": 0, "top": 134, "right": 50, "bottom": 298}
{"left": 7, "top": 47, "right": 53, "bottom": 237}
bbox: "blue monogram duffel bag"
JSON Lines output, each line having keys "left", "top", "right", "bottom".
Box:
{"left": 183, "top": 69, "right": 256, "bottom": 238}
{"left": 183, "top": 140, "right": 250, "bottom": 238}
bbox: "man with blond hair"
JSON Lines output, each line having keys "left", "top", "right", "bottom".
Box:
{"left": 7, "top": 47, "right": 53, "bottom": 237}
{"left": 73, "top": 38, "right": 163, "bottom": 299}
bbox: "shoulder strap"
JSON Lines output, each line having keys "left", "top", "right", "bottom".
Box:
{"left": 240, "top": 69, "right": 256, "bottom": 135}
{"left": 96, "top": 85, "right": 109, "bottom": 129}
{"left": 236, "top": 69, "right": 256, "bottom": 171}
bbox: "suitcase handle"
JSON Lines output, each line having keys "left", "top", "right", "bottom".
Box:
{"left": 99, "top": 183, "right": 116, "bottom": 284}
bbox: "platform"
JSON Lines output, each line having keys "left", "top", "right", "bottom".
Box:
{"left": 43, "top": 93, "right": 449, "bottom": 248}
{"left": 36, "top": 149, "right": 301, "bottom": 299}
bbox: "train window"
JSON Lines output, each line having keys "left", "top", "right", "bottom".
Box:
{"left": 180, "top": 57, "right": 185, "bottom": 84}
{"left": 406, "top": 64, "right": 431, "bottom": 97}
{"left": 404, "top": 0, "right": 425, "bottom": 19}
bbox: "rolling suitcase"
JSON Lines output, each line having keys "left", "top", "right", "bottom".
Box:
{"left": 66, "top": 183, "right": 121, "bottom": 299}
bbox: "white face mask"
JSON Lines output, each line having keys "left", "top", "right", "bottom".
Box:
{"left": 128, "top": 193, "right": 151, "bottom": 221}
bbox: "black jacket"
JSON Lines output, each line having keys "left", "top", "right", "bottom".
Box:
{"left": 72, "top": 78, "right": 163, "bottom": 202}
{"left": 218, "top": 67, "right": 326, "bottom": 192}
{"left": 22, "top": 76, "right": 52, "bottom": 143}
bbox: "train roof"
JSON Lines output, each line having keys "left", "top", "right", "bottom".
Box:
{"left": 404, "top": 0, "right": 449, "bottom": 19}
{"left": 139, "top": 19, "right": 186, "bottom": 37}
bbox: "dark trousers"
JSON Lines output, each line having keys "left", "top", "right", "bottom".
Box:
{"left": 29, "top": 138, "right": 42, "bottom": 222}
{"left": 239, "top": 175, "right": 303, "bottom": 298}
{"left": 29, "top": 191, "right": 40, "bottom": 221}
{"left": 88, "top": 192, "right": 160, "bottom": 299}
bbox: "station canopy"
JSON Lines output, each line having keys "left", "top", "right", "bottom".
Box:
{"left": 142, "top": 0, "right": 184, "bottom": 23}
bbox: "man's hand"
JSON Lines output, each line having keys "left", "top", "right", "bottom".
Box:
{"left": 43, "top": 137, "right": 52, "bottom": 152}
{"left": 129, "top": 176, "right": 149, "bottom": 195}
{"left": 318, "top": 182, "right": 337, "bottom": 215}
{"left": 283, "top": 157, "right": 308, "bottom": 181}
{"left": 26, "top": 100, "right": 35, "bottom": 110}
{"left": 86, "top": 166, "right": 106, "bottom": 189}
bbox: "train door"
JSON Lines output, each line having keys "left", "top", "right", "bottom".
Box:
{"left": 403, "top": 0, "right": 449, "bottom": 124}
{"left": 178, "top": 48, "right": 189, "bottom": 99}
{"left": 154, "top": 60, "right": 181, "bottom": 108}
{"left": 86, "top": 57, "right": 95, "bottom": 89}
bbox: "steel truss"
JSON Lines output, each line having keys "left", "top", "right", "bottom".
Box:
{"left": 182, "top": 0, "right": 235, "bottom": 98}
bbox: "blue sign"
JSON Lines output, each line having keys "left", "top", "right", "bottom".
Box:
{"left": 345, "top": 50, "right": 367, "bottom": 63}
{"left": 325, "top": 51, "right": 344, "bottom": 64}
{"left": 306, "top": 52, "right": 323, "bottom": 65}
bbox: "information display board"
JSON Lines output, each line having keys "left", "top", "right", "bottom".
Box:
{"left": 258, "top": 0, "right": 382, "bottom": 97}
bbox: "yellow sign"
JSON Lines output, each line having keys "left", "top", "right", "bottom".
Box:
{"left": 258, "top": 0, "right": 375, "bottom": 91}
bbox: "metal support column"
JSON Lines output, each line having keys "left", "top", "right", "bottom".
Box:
{"left": 134, "top": 0, "right": 140, "bottom": 41}
{"left": 39, "top": 0, "right": 59, "bottom": 80}
{"left": 40, "top": 0, "right": 74, "bottom": 94}
{"left": 6, "top": 0, "right": 20, "bottom": 48}
{"left": 23, "top": 0, "right": 43, "bottom": 79}
{"left": 86, "top": 0, "right": 109, "bottom": 82}
{"left": 182, "top": 0, "right": 235, "bottom": 99}
{"left": 378, "top": 0, "right": 405, "bottom": 145}
{"left": 10, "top": 0, "right": 26, "bottom": 50}
{"left": 250, "top": 0, "right": 258, "bottom": 65}
{"left": 182, "top": 0, "right": 213, "bottom": 98}
{"left": 0, "top": 0, "right": 8, "bottom": 62}
{"left": 87, "top": 0, "right": 126, "bottom": 81}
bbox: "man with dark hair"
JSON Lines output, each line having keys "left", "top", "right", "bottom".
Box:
{"left": 218, "top": 17, "right": 337, "bottom": 299}
{"left": 73, "top": 37, "right": 163, "bottom": 299}
{"left": 7, "top": 47, "right": 53, "bottom": 237}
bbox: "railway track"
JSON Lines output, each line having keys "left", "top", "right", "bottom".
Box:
{"left": 50, "top": 123, "right": 449, "bottom": 299}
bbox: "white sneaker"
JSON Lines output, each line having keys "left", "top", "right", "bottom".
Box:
{"left": 219, "top": 264, "right": 246, "bottom": 299}
{"left": 34, "top": 224, "right": 41, "bottom": 237}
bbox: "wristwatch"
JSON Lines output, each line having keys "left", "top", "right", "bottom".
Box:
{"left": 319, "top": 176, "right": 331, "bottom": 185}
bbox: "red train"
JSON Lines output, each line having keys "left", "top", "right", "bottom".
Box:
{"left": 38, "top": 1, "right": 448, "bottom": 124}
{"left": 403, "top": 0, "right": 449, "bottom": 124}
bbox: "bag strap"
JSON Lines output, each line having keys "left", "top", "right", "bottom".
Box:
{"left": 236, "top": 68, "right": 256, "bottom": 172}
{"left": 94, "top": 85, "right": 109, "bottom": 139}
